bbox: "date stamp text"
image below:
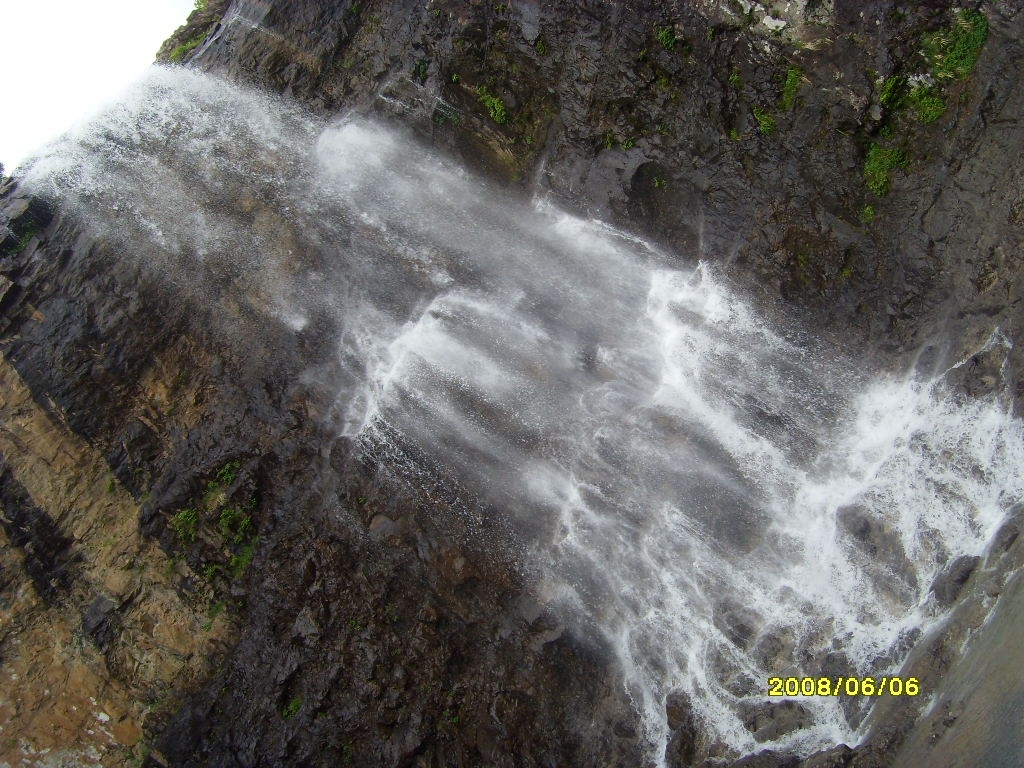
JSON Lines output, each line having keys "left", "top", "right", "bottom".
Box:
{"left": 767, "top": 676, "right": 920, "bottom": 697}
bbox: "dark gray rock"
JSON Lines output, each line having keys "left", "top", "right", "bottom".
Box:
{"left": 0, "top": 459, "right": 78, "bottom": 600}
{"left": 801, "top": 744, "right": 854, "bottom": 768}
{"left": 739, "top": 699, "right": 814, "bottom": 742}
{"left": 929, "top": 555, "right": 981, "bottom": 607}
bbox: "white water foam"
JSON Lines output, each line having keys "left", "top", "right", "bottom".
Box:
{"left": 18, "top": 68, "right": 1024, "bottom": 764}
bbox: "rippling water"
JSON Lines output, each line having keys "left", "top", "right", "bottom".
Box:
{"left": 21, "top": 67, "right": 1024, "bottom": 763}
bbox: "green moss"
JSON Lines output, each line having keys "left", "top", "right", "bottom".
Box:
{"left": 622, "top": 137, "right": 636, "bottom": 150}
{"left": 15, "top": 223, "right": 39, "bottom": 253}
{"left": 863, "top": 144, "right": 906, "bottom": 196}
{"left": 230, "top": 537, "right": 258, "bottom": 577}
{"left": 475, "top": 86, "right": 508, "bottom": 124}
{"left": 282, "top": 697, "right": 302, "bottom": 719}
{"left": 860, "top": 204, "right": 876, "bottom": 225}
{"left": 169, "top": 32, "right": 207, "bottom": 63}
{"left": 655, "top": 25, "right": 677, "bottom": 50}
{"left": 414, "top": 60, "right": 428, "bottom": 83}
{"left": 879, "top": 75, "right": 906, "bottom": 110}
{"left": 908, "top": 85, "right": 945, "bottom": 123}
{"left": 781, "top": 66, "right": 802, "bottom": 111}
{"left": 201, "top": 600, "right": 224, "bottom": 631}
{"left": 925, "top": 9, "right": 988, "bottom": 81}
{"left": 728, "top": 68, "right": 742, "bottom": 90}
{"left": 170, "top": 508, "right": 199, "bottom": 544}
{"left": 218, "top": 506, "right": 253, "bottom": 543}
{"left": 534, "top": 37, "right": 549, "bottom": 56}
{"left": 729, "top": 127, "right": 741, "bottom": 141}
{"left": 753, "top": 106, "right": 775, "bottom": 134}
{"left": 210, "top": 461, "right": 240, "bottom": 489}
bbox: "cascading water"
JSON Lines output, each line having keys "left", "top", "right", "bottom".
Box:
{"left": 18, "top": 68, "right": 1024, "bottom": 764}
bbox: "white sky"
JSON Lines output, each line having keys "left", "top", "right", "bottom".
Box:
{"left": 1, "top": 0, "right": 197, "bottom": 172}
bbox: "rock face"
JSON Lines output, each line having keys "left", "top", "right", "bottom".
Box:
{"left": 1, "top": 1, "right": 1023, "bottom": 767}
{"left": 161, "top": 0, "right": 1024, "bottom": 402}
{"left": 0, "top": 178, "right": 647, "bottom": 766}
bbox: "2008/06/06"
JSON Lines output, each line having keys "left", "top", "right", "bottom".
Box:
{"left": 767, "top": 676, "right": 921, "bottom": 697}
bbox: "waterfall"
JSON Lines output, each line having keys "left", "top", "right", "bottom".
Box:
{"left": 19, "top": 67, "right": 1024, "bottom": 763}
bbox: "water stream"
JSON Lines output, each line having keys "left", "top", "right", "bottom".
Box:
{"left": 19, "top": 68, "right": 1024, "bottom": 763}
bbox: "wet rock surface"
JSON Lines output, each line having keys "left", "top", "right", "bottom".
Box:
{"left": 0, "top": 181, "right": 645, "bottom": 765}
{"left": 929, "top": 554, "right": 980, "bottom": 607}
{"left": 166, "top": 0, "right": 1024, "bottom": 403}
{"left": 0, "top": 1, "right": 1022, "bottom": 767}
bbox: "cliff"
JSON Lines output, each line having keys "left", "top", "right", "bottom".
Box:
{"left": 159, "top": 0, "right": 1024, "bottom": 400}
{"left": 1, "top": 2, "right": 1022, "bottom": 767}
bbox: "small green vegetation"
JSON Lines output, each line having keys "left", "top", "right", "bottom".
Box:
{"left": 523, "top": 135, "right": 534, "bottom": 146}
{"left": 170, "top": 508, "right": 198, "bottom": 544}
{"left": 201, "top": 601, "right": 224, "bottom": 631}
{"left": 414, "top": 60, "right": 428, "bottom": 82}
{"left": 534, "top": 37, "right": 549, "bottom": 56}
{"left": 655, "top": 25, "right": 677, "bottom": 50}
{"left": 282, "top": 697, "right": 302, "bottom": 719}
{"left": 752, "top": 106, "right": 776, "bottom": 134}
{"left": 210, "top": 461, "right": 240, "bottom": 489}
{"left": 908, "top": 85, "right": 945, "bottom": 123}
{"left": 652, "top": 176, "right": 666, "bottom": 189}
{"left": 860, "top": 204, "right": 876, "bottom": 225}
{"left": 729, "top": 127, "right": 741, "bottom": 141}
{"left": 218, "top": 506, "right": 253, "bottom": 543}
{"left": 878, "top": 75, "right": 906, "bottom": 110}
{"left": 475, "top": 86, "right": 508, "bottom": 124}
{"left": 863, "top": 144, "right": 906, "bottom": 195}
{"left": 193, "top": 0, "right": 207, "bottom": 10}
{"left": 441, "top": 709, "right": 460, "bottom": 724}
{"left": 202, "top": 563, "right": 221, "bottom": 581}
{"left": 230, "top": 537, "right": 257, "bottom": 577}
{"left": 924, "top": 9, "right": 988, "bottom": 81}
{"left": 622, "top": 137, "right": 636, "bottom": 150}
{"left": 13, "top": 222, "right": 39, "bottom": 253}
{"left": 450, "top": 73, "right": 459, "bottom": 83}
{"left": 169, "top": 32, "right": 206, "bottom": 63}
{"left": 729, "top": 68, "right": 742, "bottom": 90}
{"left": 781, "top": 66, "right": 802, "bottom": 111}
